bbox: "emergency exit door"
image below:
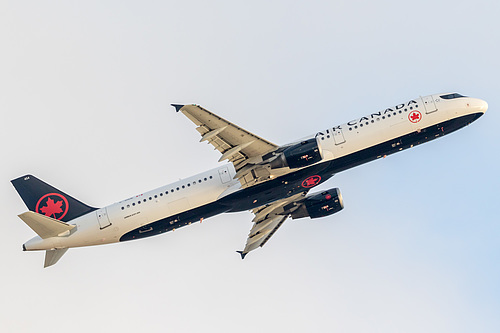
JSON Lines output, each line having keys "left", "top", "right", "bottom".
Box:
{"left": 218, "top": 167, "right": 232, "bottom": 183}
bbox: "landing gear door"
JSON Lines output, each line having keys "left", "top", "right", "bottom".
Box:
{"left": 96, "top": 208, "right": 111, "bottom": 229}
{"left": 423, "top": 95, "right": 438, "bottom": 114}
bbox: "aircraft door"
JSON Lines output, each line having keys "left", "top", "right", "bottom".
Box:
{"left": 333, "top": 127, "right": 346, "bottom": 145}
{"left": 96, "top": 208, "right": 112, "bottom": 229}
{"left": 218, "top": 167, "right": 232, "bottom": 184}
{"left": 423, "top": 95, "right": 438, "bottom": 114}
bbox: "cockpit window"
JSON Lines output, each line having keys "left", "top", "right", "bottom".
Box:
{"left": 440, "top": 93, "right": 466, "bottom": 99}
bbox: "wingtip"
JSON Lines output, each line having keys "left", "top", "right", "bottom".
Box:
{"left": 236, "top": 250, "right": 247, "bottom": 260}
{"left": 171, "top": 104, "right": 184, "bottom": 112}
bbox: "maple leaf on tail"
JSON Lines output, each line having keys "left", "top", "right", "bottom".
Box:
{"left": 40, "top": 197, "right": 63, "bottom": 218}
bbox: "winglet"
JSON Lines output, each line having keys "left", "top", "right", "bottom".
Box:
{"left": 171, "top": 104, "right": 184, "bottom": 112}
{"left": 236, "top": 250, "right": 247, "bottom": 260}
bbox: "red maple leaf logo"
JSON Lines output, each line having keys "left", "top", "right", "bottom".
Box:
{"left": 302, "top": 175, "right": 322, "bottom": 188}
{"left": 408, "top": 111, "right": 422, "bottom": 123}
{"left": 40, "top": 197, "right": 64, "bottom": 218}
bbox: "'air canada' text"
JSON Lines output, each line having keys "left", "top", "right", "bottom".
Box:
{"left": 346, "top": 100, "right": 418, "bottom": 126}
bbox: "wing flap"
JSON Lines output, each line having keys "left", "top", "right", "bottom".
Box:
{"left": 181, "top": 104, "right": 276, "bottom": 154}
{"left": 243, "top": 216, "right": 288, "bottom": 253}
{"left": 174, "top": 104, "right": 279, "bottom": 185}
{"left": 238, "top": 192, "right": 307, "bottom": 258}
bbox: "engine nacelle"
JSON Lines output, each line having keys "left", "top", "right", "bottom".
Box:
{"left": 270, "top": 138, "right": 323, "bottom": 169}
{"left": 290, "top": 188, "right": 344, "bottom": 219}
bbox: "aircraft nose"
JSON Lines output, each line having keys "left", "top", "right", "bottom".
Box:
{"left": 478, "top": 99, "right": 488, "bottom": 113}
{"left": 468, "top": 98, "right": 488, "bottom": 114}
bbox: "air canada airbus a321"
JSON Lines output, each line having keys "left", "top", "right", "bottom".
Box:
{"left": 12, "top": 93, "right": 487, "bottom": 267}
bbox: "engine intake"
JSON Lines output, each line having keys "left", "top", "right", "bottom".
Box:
{"left": 270, "top": 138, "right": 323, "bottom": 169}
{"left": 290, "top": 188, "right": 344, "bottom": 219}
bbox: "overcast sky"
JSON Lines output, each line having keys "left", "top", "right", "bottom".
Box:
{"left": 1, "top": 1, "right": 499, "bottom": 332}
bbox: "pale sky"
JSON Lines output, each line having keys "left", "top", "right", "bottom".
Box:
{"left": 1, "top": 1, "right": 499, "bottom": 332}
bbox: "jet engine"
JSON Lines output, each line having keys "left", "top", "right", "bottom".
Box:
{"left": 290, "top": 188, "right": 344, "bottom": 219}
{"left": 270, "top": 138, "right": 323, "bottom": 169}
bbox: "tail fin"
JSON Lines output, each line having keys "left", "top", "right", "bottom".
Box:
{"left": 11, "top": 175, "right": 96, "bottom": 222}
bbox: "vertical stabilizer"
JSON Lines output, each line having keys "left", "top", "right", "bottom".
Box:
{"left": 11, "top": 175, "right": 96, "bottom": 222}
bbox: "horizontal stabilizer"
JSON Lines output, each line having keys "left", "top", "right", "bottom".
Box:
{"left": 44, "top": 248, "right": 68, "bottom": 268}
{"left": 18, "top": 211, "right": 76, "bottom": 239}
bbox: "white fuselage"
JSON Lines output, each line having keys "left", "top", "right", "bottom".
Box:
{"left": 23, "top": 94, "right": 487, "bottom": 252}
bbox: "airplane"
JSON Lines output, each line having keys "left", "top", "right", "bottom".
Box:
{"left": 11, "top": 92, "right": 487, "bottom": 267}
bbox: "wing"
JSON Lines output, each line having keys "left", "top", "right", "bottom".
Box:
{"left": 173, "top": 104, "right": 280, "bottom": 187}
{"left": 237, "top": 192, "right": 308, "bottom": 259}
